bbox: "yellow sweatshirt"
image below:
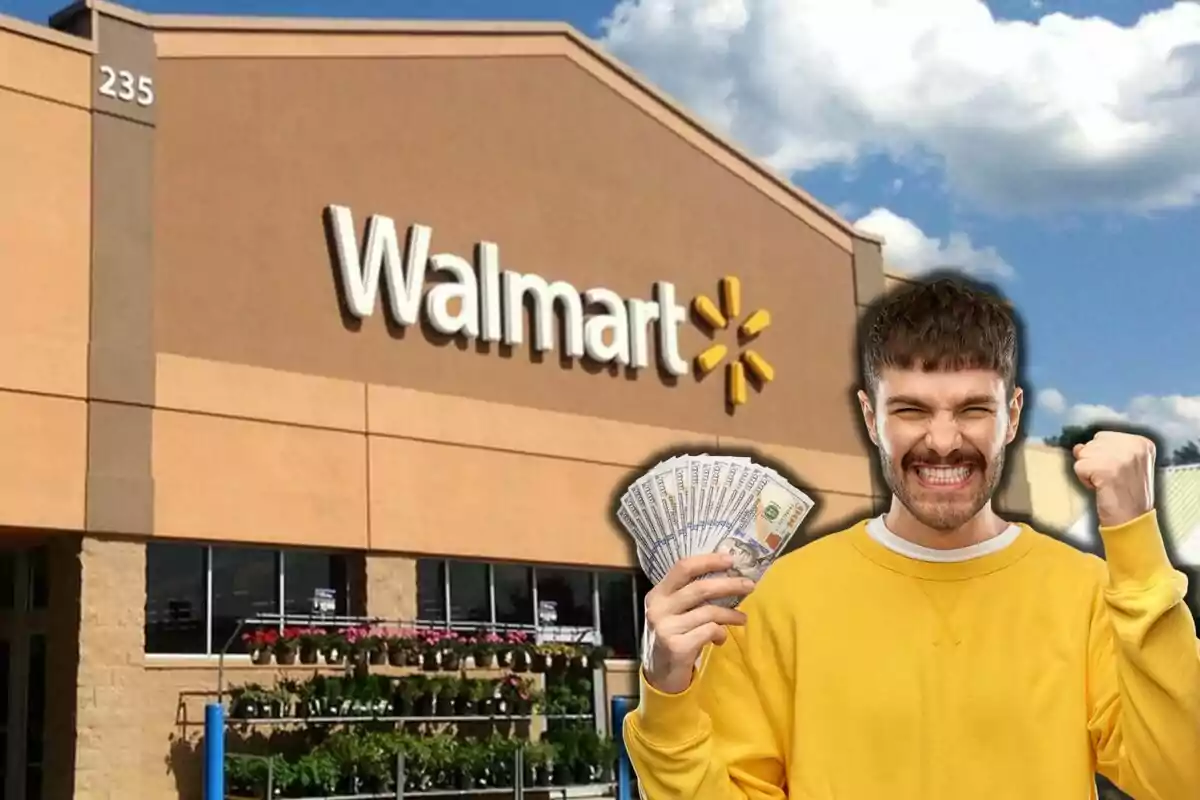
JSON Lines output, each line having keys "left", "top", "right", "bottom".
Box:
{"left": 624, "top": 512, "right": 1200, "bottom": 800}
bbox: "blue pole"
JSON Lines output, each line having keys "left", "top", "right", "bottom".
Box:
{"left": 204, "top": 702, "right": 225, "bottom": 800}
{"left": 611, "top": 695, "right": 636, "bottom": 800}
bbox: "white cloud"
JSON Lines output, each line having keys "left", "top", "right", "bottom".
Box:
{"left": 1037, "top": 387, "right": 1067, "bottom": 414}
{"left": 600, "top": 0, "right": 1200, "bottom": 213}
{"left": 853, "top": 207, "right": 1014, "bottom": 278}
{"left": 1050, "top": 392, "right": 1200, "bottom": 449}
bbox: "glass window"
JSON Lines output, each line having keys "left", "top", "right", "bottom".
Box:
{"left": 448, "top": 561, "right": 489, "bottom": 624}
{"left": 145, "top": 542, "right": 207, "bottom": 655}
{"left": 25, "top": 633, "right": 45, "bottom": 800}
{"left": 284, "top": 550, "right": 349, "bottom": 618}
{"left": 416, "top": 559, "right": 447, "bottom": 622}
{"left": 0, "top": 552, "right": 13, "bottom": 610}
{"left": 535, "top": 568, "right": 594, "bottom": 628}
{"left": 211, "top": 546, "right": 279, "bottom": 654}
{"left": 27, "top": 546, "right": 48, "bottom": 610}
{"left": 494, "top": 564, "right": 534, "bottom": 626}
{"left": 635, "top": 571, "right": 652, "bottom": 655}
{"left": 598, "top": 571, "right": 637, "bottom": 658}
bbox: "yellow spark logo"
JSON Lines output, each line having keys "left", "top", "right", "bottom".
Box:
{"left": 692, "top": 277, "right": 775, "bottom": 408}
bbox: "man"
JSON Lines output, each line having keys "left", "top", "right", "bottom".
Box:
{"left": 624, "top": 278, "right": 1200, "bottom": 800}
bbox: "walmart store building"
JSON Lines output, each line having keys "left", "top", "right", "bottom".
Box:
{"left": 0, "top": 2, "right": 1046, "bottom": 798}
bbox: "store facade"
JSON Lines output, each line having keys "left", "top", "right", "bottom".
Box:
{"left": 0, "top": 1, "right": 934, "bottom": 797}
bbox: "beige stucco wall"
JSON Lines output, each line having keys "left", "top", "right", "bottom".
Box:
{"left": 0, "top": 22, "right": 91, "bottom": 536}
{"left": 1020, "top": 443, "right": 1089, "bottom": 533}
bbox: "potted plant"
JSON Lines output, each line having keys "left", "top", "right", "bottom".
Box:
{"left": 440, "top": 631, "right": 464, "bottom": 671}
{"left": 385, "top": 628, "right": 417, "bottom": 667}
{"left": 575, "top": 644, "right": 612, "bottom": 671}
{"left": 478, "top": 678, "right": 499, "bottom": 716}
{"left": 454, "top": 741, "right": 484, "bottom": 790}
{"left": 551, "top": 733, "right": 576, "bottom": 786}
{"left": 434, "top": 676, "right": 457, "bottom": 717}
{"left": 290, "top": 751, "right": 341, "bottom": 796}
{"left": 455, "top": 677, "right": 479, "bottom": 716}
{"left": 296, "top": 627, "right": 324, "bottom": 665}
{"left": 546, "top": 643, "right": 574, "bottom": 672}
{"left": 529, "top": 643, "right": 553, "bottom": 673}
{"left": 417, "top": 629, "right": 443, "bottom": 671}
{"left": 343, "top": 626, "right": 371, "bottom": 666}
{"left": 363, "top": 628, "right": 388, "bottom": 666}
{"left": 498, "top": 674, "right": 536, "bottom": 715}
{"left": 413, "top": 676, "right": 437, "bottom": 717}
{"left": 320, "top": 675, "right": 347, "bottom": 717}
{"left": 393, "top": 676, "right": 420, "bottom": 716}
{"left": 592, "top": 736, "right": 618, "bottom": 783}
{"left": 522, "top": 741, "right": 555, "bottom": 787}
{"left": 425, "top": 733, "right": 457, "bottom": 789}
{"left": 399, "top": 737, "right": 431, "bottom": 792}
{"left": 227, "top": 684, "right": 270, "bottom": 719}
{"left": 505, "top": 631, "right": 532, "bottom": 671}
{"left": 469, "top": 631, "right": 503, "bottom": 669}
{"left": 574, "top": 731, "right": 600, "bottom": 784}
{"left": 274, "top": 628, "right": 303, "bottom": 665}
{"left": 321, "top": 630, "right": 348, "bottom": 665}
{"left": 241, "top": 629, "right": 276, "bottom": 665}
{"left": 226, "top": 753, "right": 277, "bottom": 798}
{"left": 486, "top": 735, "right": 517, "bottom": 788}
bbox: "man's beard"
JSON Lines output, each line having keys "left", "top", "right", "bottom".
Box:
{"left": 879, "top": 445, "right": 1005, "bottom": 531}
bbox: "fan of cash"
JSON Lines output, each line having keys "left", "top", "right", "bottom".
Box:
{"left": 616, "top": 454, "right": 815, "bottom": 600}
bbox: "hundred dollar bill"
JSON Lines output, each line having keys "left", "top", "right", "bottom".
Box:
{"left": 706, "top": 472, "right": 814, "bottom": 603}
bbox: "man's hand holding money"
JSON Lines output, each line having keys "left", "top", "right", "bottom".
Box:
{"left": 642, "top": 552, "right": 756, "bottom": 695}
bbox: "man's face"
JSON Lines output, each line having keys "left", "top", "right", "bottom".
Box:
{"left": 857, "top": 367, "right": 1023, "bottom": 531}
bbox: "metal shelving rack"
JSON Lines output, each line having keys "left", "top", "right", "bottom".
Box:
{"left": 212, "top": 613, "right": 617, "bottom": 800}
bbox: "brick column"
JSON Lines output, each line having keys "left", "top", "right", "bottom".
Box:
{"left": 364, "top": 553, "right": 418, "bottom": 622}
{"left": 73, "top": 536, "right": 146, "bottom": 800}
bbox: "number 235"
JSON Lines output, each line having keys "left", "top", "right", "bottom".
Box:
{"left": 98, "top": 66, "right": 154, "bottom": 107}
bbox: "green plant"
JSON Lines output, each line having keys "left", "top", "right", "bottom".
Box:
{"left": 225, "top": 753, "right": 274, "bottom": 797}
{"left": 592, "top": 736, "right": 619, "bottom": 781}
{"left": 282, "top": 751, "right": 341, "bottom": 795}
{"left": 320, "top": 729, "right": 392, "bottom": 792}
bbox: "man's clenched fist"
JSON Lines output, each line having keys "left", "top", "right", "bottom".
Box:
{"left": 1073, "top": 431, "right": 1156, "bottom": 528}
{"left": 642, "top": 553, "right": 756, "bottom": 695}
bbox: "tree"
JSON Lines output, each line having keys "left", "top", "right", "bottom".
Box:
{"left": 1042, "top": 425, "right": 1103, "bottom": 451}
{"left": 1168, "top": 440, "right": 1200, "bottom": 466}
{"left": 1044, "top": 426, "right": 1200, "bottom": 467}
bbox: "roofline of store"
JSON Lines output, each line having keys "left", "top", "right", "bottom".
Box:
{"left": 3, "top": 0, "right": 885, "bottom": 258}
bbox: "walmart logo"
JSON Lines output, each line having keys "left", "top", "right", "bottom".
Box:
{"left": 692, "top": 277, "right": 775, "bottom": 408}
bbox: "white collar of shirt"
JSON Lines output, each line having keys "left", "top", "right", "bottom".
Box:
{"left": 866, "top": 515, "right": 1020, "bottom": 562}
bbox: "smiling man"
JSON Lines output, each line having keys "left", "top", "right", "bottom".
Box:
{"left": 625, "top": 278, "right": 1200, "bottom": 800}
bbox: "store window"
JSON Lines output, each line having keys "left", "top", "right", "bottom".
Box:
{"left": 416, "top": 559, "right": 447, "bottom": 622}
{"left": 535, "top": 567, "right": 593, "bottom": 628}
{"left": 449, "top": 560, "right": 490, "bottom": 623}
{"left": 597, "top": 571, "right": 637, "bottom": 658}
{"left": 144, "top": 541, "right": 357, "bottom": 656}
{"left": 211, "top": 546, "right": 279, "bottom": 655}
{"left": 145, "top": 543, "right": 207, "bottom": 654}
{"left": 0, "top": 552, "right": 14, "bottom": 610}
{"left": 494, "top": 564, "right": 534, "bottom": 625}
{"left": 415, "top": 558, "right": 640, "bottom": 654}
{"left": 284, "top": 549, "right": 350, "bottom": 618}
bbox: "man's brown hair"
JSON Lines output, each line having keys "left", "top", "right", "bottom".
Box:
{"left": 861, "top": 275, "right": 1018, "bottom": 399}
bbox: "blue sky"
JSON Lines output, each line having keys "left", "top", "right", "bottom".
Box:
{"left": 5, "top": 0, "right": 1198, "bottom": 446}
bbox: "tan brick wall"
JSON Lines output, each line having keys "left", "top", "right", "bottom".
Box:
{"left": 365, "top": 552, "right": 418, "bottom": 622}
{"left": 74, "top": 536, "right": 147, "bottom": 800}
